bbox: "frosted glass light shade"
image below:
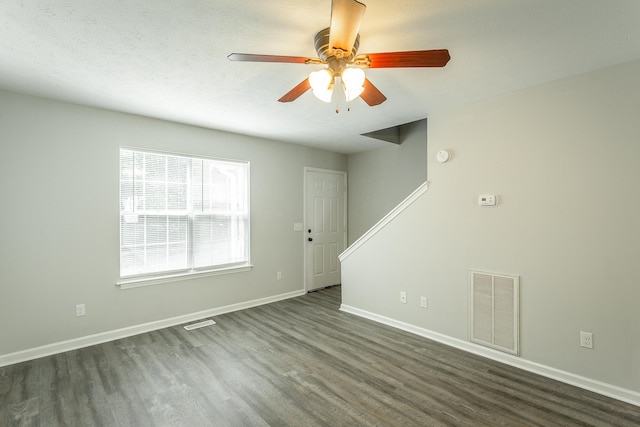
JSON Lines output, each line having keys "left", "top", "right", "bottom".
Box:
{"left": 312, "top": 87, "right": 334, "bottom": 103}
{"left": 309, "top": 69, "right": 334, "bottom": 103}
{"left": 341, "top": 67, "right": 365, "bottom": 101}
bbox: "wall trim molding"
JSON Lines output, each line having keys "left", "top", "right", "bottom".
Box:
{"left": 339, "top": 180, "right": 429, "bottom": 262}
{"left": 0, "top": 289, "right": 306, "bottom": 367}
{"left": 340, "top": 304, "right": 640, "bottom": 408}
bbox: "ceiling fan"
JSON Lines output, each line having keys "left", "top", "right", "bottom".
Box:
{"left": 228, "top": 0, "right": 450, "bottom": 107}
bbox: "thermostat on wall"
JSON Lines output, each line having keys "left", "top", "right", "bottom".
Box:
{"left": 478, "top": 194, "right": 497, "bottom": 207}
{"left": 436, "top": 149, "right": 450, "bottom": 163}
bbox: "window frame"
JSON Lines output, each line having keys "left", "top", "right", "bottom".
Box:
{"left": 117, "top": 147, "right": 251, "bottom": 289}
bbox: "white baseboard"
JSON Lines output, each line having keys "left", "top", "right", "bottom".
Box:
{"left": 340, "top": 304, "right": 640, "bottom": 408}
{"left": 0, "top": 289, "right": 306, "bottom": 367}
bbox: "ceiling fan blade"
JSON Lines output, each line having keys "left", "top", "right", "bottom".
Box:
{"left": 328, "top": 0, "right": 366, "bottom": 56}
{"left": 228, "top": 53, "right": 315, "bottom": 64}
{"left": 278, "top": 79, "right": 311, "bottom": 103}
{"left": 360, "top": 49, "right": 451, "bottom": 68}
{"left": 360, "top": 78, "right": 387, "bottom": 106}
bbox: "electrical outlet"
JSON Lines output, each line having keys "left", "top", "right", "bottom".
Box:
{"left": 580, "top": 331, "right": 593, "bottom": 349}
{"left": 76, "top": 304, "right": 86, "bottom": 317}
{"left": 420, "top": 296, "right": 428, "bottom": 308}
{"left": 400, "top": 291, "right": 407, "bottom": 304}
{"left": 276, "top": 271, "right": 282, "bottom": 280}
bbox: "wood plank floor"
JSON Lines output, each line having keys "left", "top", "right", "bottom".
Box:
{"left": 1, "top": 286, "right": 639, "bottom": 426}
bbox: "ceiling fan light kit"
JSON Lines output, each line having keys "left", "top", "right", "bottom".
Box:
{"left": 228, "top": 0, "right": 450, "bottom": 107}
{"left": 308, "top": 66, "right": 365, "bottom": 103}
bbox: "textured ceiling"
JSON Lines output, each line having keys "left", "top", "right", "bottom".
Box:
{"left": 1, "top": 0, "right": 640, "bottom": 153}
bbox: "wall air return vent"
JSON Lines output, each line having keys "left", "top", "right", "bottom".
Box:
{"left": 470, "top": 270, "right": 519, "bottom": 355}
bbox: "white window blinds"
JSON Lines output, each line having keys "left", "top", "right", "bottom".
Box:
{"left": 119, "top": 149, "right": 249, "bottom": 278}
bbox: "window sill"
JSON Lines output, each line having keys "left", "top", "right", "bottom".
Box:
{"left": 116, "top": 264, "right": 253, "bottom": 290}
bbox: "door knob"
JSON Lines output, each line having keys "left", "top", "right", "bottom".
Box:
{"left": 308, "top": 237, "right": 313, "bottom": 242}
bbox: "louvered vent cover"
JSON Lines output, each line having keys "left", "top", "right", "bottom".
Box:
{"left": 470, "top": 270, "right": 519, "bottom": 355}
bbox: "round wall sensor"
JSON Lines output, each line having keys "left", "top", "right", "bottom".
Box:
{"left": 436, "top": 149, "right": 450, "bottom": 163}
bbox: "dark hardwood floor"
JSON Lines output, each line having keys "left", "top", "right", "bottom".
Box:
{"left": 1, "top": 286, "right": 639, "bottom": 426}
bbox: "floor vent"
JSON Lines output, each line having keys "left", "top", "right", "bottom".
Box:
{"left": 183, "top": 319, "right": 216, "bottom": 331}
{"left": 470, "top": 270, "right": 519, "bottom": 355}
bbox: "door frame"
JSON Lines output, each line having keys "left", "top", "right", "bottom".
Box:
{"left": 303, "top": 167, "right": 348, "bottom": 292}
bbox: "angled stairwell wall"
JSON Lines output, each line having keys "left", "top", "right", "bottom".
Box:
{"left": 339, "top": 60, "right": 640, "bottom": 406}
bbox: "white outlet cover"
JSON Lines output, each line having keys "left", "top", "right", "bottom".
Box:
{"left": 76, "top": 304, "right": 86, "bottom": 316}
{"left": 580, "top": 331, "right": 593, "bottom": 349}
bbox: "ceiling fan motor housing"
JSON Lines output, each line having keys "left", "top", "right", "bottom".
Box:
{"left": 314, "top": 27, "right": 360, "bottom": 67}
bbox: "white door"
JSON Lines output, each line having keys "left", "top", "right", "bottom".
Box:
{"left": 304, "top": 168, "right": 347, "bottom": 292}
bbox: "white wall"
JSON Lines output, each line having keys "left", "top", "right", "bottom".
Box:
{"left": 0, "top": 91, "right": 346, "bottom": 357}
{"left": 347, "top": 119, "right": 427, "bottom": 243}
{"left": 341, "top": 60, "right": 640, "bottom": 395}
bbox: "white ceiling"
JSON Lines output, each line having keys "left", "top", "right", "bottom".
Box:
{"left": 1, "top": 0, "right": 639, "bottom": 153}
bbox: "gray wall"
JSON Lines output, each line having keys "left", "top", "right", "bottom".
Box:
{"left": 347, "top": 119, "right": 427, "bottom": 243}
{"left": 341, "top": 60, "right": 640, "bottom": 393}
{"left": 0, "top": 91, "right": 346, "bottom": 356}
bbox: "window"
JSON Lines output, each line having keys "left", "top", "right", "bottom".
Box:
{"left": 119, "top": 148, "right": 249, "bottom": 280}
